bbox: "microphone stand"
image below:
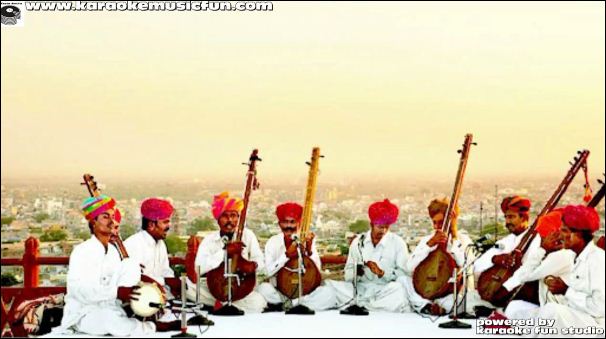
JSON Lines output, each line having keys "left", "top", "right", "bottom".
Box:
{"left": 213, "top": 236, "right": 244, "bottom": 316}
{"left": 286, "top": 234, "right": 315, "bottom": 315}
{"left": 341, "top": 233, "right": 369, "bottom": 316}
{"left": 440, "top": 250, "right": 479, "bottom": 328}
{"left": 170, "top": 274, "right": 213, "bottom": 338}
{"left": 452, "top": 246, "right": 478, "bottom": 320}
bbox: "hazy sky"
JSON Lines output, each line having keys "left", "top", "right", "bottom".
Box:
{"left": 1, "top": 2, "right": 604, "bottom": 184}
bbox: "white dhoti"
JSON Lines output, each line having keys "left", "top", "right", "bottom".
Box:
{"left": 535, "top": 303, "right": 605, "bottom": 337}
{"left": 186, "top": 279, "right": 267, "bottom": 314}
{"left": 257, "top": 282, "right": 337, "bottom": 311}
{"left": 399, "top": 275, "right": 457, "bottom": 313}
{"left": 74, "top": 306, "right": 156, "bottom": 337}
{"left": 325, "top": 279, "right": 408, "bottom": 313}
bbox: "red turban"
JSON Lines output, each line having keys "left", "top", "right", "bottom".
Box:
{"left": 141, "top": 198, "right": 174, "bottom": 221}
{"left": 368, "top": 199, "right": 399, "bottom": 226}
{"left": 501, "top": 196, "right": 531, "bottom": 215}
{"left": 114, "top": 208, "right": 122, "bottom": 224}
{"left": 562, "top": 205, "right": 600, "bottom": 233}
{"left": 276, "top": 202, "right": 303, "bottom": 222}
{"left": 535, "top": 209, "right": 563, "bottom": 238}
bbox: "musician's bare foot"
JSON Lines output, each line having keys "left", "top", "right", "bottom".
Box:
{"left": 421, "top": 303, "right": 446, "bottom": 316}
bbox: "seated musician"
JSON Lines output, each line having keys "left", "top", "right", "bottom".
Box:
{"left": 258, "top": 202, "right": 337, "bottom": 311}
{"left": 400, "top": 198, "right": 472, "bottom": 316}
{"left": 521, "top": 205, "right": 604, "bottom": 331}
{"left": 326, "top": 199, "right": 409, "bottom": 313}
{"left": 186, "top": 192, "right": 267, "bottom": 313}
{"left": 504, "top": 209, "right": 576, "bottom": 318}
{"left": 53, "top": 195, "right": 179, "bottom": 336}
{"left": 123, "top": 198, "right": 175, "bottom": 294}
{"left": 474, "top": 196, "right": 543, "bottom": 284}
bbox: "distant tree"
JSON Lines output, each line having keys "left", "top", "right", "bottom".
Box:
{"left": 338, "top": 243, "right": 350, "bottom": 256}
{"left": 74, "top": 229, "right": 91, "bottom": 241}
{"left": 119, "top": 224, "right": 137, "bottom": 240}
{"left": 348, "top": 219, "right": 370, "bottom": 233}
{"left": 165, "top": 234, "right": 187, "bottom": 255}
{"left": 34, "top": 213, "right": 50, "bottom": 223}
{"left": 1, "top": 216, "right": 15, "bottom": 226}
{"left": 187, "top": 217, "right": 216, "bottom": 235}
{"left": 1, "top": 273, "right": 20, "bottom": 287}
{"left": 40, "top": 229, "right": 68, "bottom": 242}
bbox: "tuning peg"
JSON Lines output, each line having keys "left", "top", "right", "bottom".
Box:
{"left": 457, "top": 150, "right": 463, "bottom": 154}
{"left": 320, "top": 155, "right": 325, "bottom": 158}
{"left": 306, "top": 161, "right": 311, "bottom": 166}
{"left": 472, "top": 142, "right": 478, "bottom": 146}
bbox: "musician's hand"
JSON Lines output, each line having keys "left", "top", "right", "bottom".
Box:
{"left": 492, "top": 253, "right": 517, "bottom": 267}
{"left": 140, "top": 275, "right": 167, "bottom": 294}
{"left": 544, "top": 276, "right": 568, "bottom": 295}
{"left": 304, "top": 232, "right": 315, "bottom": 255}
{"left": 427, "top": 230, "right": 448, "bottom": 247}
{"left": 226, "top": 242, "right": 245, "bottom": 256}
{"left": 285, "top": 242, "right": 299, "bottom": 259}
{"left": 541, "top": 233, "right": 563, "bottom": 254}
{"left": 365, "top": 261, "right": 385, "bottom": 278}
{"left": 239, "top": 261, "right": 257, "bottom": 275}
{"left": 117, "top": 285, "right": 141, "bottom": 303}
{"left": 356, "top": 264, "right": 365, "bottom": 277}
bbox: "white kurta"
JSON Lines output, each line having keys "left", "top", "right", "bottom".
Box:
{"left": 504, "top": 248, "right": 575, "bottom": 319}
{"left": 326, "top": 231, "right": 409, "bottom": 313}
{"left": 52, "top": 236, "right": 155, "bottom": 336}
{"left": 470, "top": 230, "right": 543, "bottom": 310}
{"left": 257, "top": 233, "right": 337, "bottom": 311}
{"left": 474, "top": 230, "right": 542, "bottom": 276}
{"left": 401, "top": 231, "right": 472, "bottom": 313}
{"left": 534, "top": 242, "right": 605, "bottom": 334}
{"left": 124, "top": 230, "right": 174, "bottom": 286}
{"left": 186, "top": 228, "right": 267, "bottom": 313}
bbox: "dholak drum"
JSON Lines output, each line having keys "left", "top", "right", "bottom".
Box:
{"left": 130, "top": 282, "right": 166, "bottom": 318}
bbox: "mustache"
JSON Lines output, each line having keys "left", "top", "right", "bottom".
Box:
{"left": 283, "top": 227, "right": 297, "bottom": 232}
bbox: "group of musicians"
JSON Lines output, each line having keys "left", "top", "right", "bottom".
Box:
{"left": 53, "top": 191, "right": 604, "bottom": 336}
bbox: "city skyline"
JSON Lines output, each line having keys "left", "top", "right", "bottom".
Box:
{"left": 1, "top": 2, "right": 604, "bottom": 182}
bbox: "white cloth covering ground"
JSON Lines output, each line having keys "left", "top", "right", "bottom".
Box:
{"left": 43, "top": 310, "right": 516, "bottom": 338}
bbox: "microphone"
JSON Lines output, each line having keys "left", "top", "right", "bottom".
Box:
{"left": 472, "top": 234, "right": 497, "bottom": 253}
{"left": 473, "top": 234, "right": 493, "bottom": 246}
{"left": 358, "top": 233, "right": 366, "bottom": 246}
